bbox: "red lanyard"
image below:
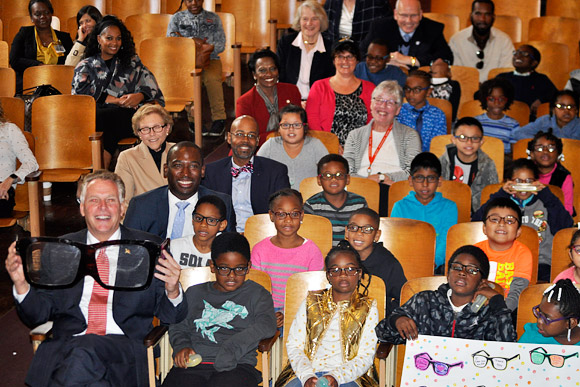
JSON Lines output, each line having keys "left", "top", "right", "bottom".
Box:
{"left": 367, "top": 123, "right": 393, "bottom": 175}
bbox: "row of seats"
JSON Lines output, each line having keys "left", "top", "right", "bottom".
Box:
{"left": 5, "top": 95, "right": 580, "bottom": 235}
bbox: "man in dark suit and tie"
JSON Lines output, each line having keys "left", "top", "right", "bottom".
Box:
{"left": 360, "top": 0, "right": 453, "bottom": 69}
{"left": 5, "top": 170, "right": 188, "bottom": 386}
{"left": 124, "top": 141, "right": 236, "bottom": 238}
{"left": 202, "top": 115, "right": 290, "bottom": 232}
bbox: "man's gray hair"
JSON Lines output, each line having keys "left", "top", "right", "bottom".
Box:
{"left": 79, "top": 170, "right": 126, "bottom": 204}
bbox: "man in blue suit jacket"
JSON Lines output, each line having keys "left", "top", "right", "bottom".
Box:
{"left": 202, "top": 115, "right": 290, "bottom": 232}
{"left": 124, "top": 141, "right": 236, "bottom": 237}
{"left": 6, "top": 170, "right": 187, "bottom": 386}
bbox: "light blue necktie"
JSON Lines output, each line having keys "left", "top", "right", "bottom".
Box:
{"left": 171, "top": 201, "right": 190, "bottom": 239}
{"left": 401, "top": 33, "right": 411, "bottom": 55}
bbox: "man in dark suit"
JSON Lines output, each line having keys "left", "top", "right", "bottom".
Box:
{"left": 360, "top": 0, "right": 453, "bottom": 69}
{"left": 202, "top": 115, "right": 290, "bottom": 232}
{"left": 5, "top": 170, "right": 187, "bottom": 386}
{"left": 124, "top": 141, "right": 236, "bottom": 238}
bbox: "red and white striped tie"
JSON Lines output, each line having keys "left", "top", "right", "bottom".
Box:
{"left": 86, "top": 248, "right": 109, "bottom": 335}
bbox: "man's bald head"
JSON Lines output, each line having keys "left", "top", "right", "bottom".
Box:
{"left": 394, "top": 0, "right": 422, "bottom": 34}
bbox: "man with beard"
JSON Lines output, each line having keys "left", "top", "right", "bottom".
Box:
{"left": 124, "top": 141, "right": 236, "bottom": 238}
{"left": 202, "top": 115, "right": 290, "bottom": 232}
{"left": 449, "top": 0, "right": 514, "bottom": 82}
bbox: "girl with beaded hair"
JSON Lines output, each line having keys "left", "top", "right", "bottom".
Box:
{"left": 275, "top": 240, "right": 379, "bottom": 387}
{"left": 519, "top": 279, "right": 580, "bottom": 345}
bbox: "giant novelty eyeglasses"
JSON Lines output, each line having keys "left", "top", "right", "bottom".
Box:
{"left": 15, "top": 237, "right": 161, "bottom": 290}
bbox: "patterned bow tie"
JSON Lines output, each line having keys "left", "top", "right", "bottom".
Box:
{"left": 231, "top": 161, "right": 254, "bottom": 178}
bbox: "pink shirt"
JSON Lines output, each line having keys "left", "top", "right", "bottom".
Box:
{"left": 553, "top": 266, "right": 578, "bottom": 284}
{"left": 539, "top": 164, "right": 574, "bottom": 215}
{"left": 251, "top": 237, "right": 324, "bottom": 308}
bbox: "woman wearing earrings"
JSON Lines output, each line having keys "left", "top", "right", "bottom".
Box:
{"left": 519, "top": 279, "right": 580, "bottom": 345}
{"left": 236, "top": 49, "right": 301, "bottom": 146}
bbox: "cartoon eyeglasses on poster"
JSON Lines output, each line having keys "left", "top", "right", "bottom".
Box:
{"left": 529, "top": 347, "right": 579, "bottom": 368}
{"left": 413, "top": 352, "right": 464, "bottom": 376}
{"left": 471, "top": 350, "right": 520, "bottom": 370}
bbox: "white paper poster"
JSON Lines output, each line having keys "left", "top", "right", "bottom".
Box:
{"left": 401, "top": 335, "right": 580, "bottom": 386}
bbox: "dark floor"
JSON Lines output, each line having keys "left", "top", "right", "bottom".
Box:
{"left": 0, "top": 64, "right": 254, "bottom": 385}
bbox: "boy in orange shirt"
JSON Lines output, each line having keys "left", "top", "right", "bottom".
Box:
{"left": 475, "top": 197, "right": 533, "bottom": 311}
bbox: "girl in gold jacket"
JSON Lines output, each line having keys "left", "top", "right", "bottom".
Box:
{"left": 275, "top": 240, "right": 379, "bottom": 387}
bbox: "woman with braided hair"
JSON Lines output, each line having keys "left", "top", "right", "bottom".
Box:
{"left": 519, "top": 279, "right": 580, "bottom": 345}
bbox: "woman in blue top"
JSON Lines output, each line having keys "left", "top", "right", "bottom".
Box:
{"left": 519, "top": 279, "right": 580, "bottom": 345}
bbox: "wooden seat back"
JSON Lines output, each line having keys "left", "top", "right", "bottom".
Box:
{"left": 108, "top": 0, "right": 161, "bottom": 20}
{"left": 23, "top": 65, "right": 75, "bottom": 95}
{"left": 0, "top": 97, "right": 26, "bottom": 130}
{"left": 0, "top": 67, "right": 16, "bottom": 97}
{"left": 378, "top": 217, "right": 436, "bottom": 279}
{"left": 125, "top": 14, "right": 172, "bottom": 55}
{"left": 31, "top": 95, "right": 98, "bottom": 173}
{"left": 140, "top": 37, "right": 197, "bottom": 112}
{"left": 528, "top": 16, "right": 580, "bottom": 70}
{"left": 550, "top": 228, "right": 577, "bottom": 282}
{"left": 422, "top": 13, "right": 459, "bottom": 41}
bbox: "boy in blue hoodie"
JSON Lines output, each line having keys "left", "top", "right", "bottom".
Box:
{"left": 391, "top": 152, "right": 458, "bottom": 274}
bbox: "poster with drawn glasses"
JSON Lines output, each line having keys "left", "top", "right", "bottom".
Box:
{"left": 401, "top": 335, "right": 580, "bottom": 386}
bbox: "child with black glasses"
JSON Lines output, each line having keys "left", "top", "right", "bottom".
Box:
{"left": 170, "top": 195, "right": 228, "bottom": 269}
{"left": 376, "top": 245, "right": 515, "bottom": 344}
{"left": 163, "top": 232, "right": 277, "bottom": 387}
{"left": 439, "top": 117, "right": 499, "bottom": 211}
{"left": 391, "top": 152, "right": 458, "bottom": 273}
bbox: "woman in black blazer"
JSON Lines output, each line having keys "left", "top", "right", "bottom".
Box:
{"left": 277, "top": 0, "right": 334, "bottom": 101}
{"left": 9, "top": 0, "right": 73, "bottom": 93}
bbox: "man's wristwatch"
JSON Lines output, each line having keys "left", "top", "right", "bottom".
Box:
{"left": 10, "top": 173, "right": 18, "bottom": 182}
{"left": 378, "top": 172, "right": 385, "bottom": 182}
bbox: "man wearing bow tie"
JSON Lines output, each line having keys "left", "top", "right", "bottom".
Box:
{"left": 360, "top": 0, "right": 453, "bottom": 69}
{"left": 202, "top": 115, "right": 290, "bottom": 232}
{"left": 124, "top": 141, "right": 237, "bottom": 238}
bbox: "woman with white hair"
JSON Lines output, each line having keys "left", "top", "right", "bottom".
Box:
{"left": 343, "top": 80, "right": 421, "bottom": 215}
{"left": 277, "top": 1, "right": 334, "bottom": 101}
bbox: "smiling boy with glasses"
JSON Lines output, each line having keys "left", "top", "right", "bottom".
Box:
{"left": 473, "top": 160, "right": 573, "bottom": 285}
{"left": 440, "top": 117, "right": 499, "bottom": 211}
{"left": 354, "top": 38, "right": 407, "bottom": 87}
{"left": 169, "top": 195, "right": 228, "bottom": 269}
{"left": 391, "top": 152, "right": 457, "bottom": 273}
{"left": 164, "top": 232, "right": 277, "bottom": 387}
{"left": 304, "top": 154, "right": 368, "bottom": 245}
{"left": 396, "top": 70, "right": 447, "bottom": 151}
